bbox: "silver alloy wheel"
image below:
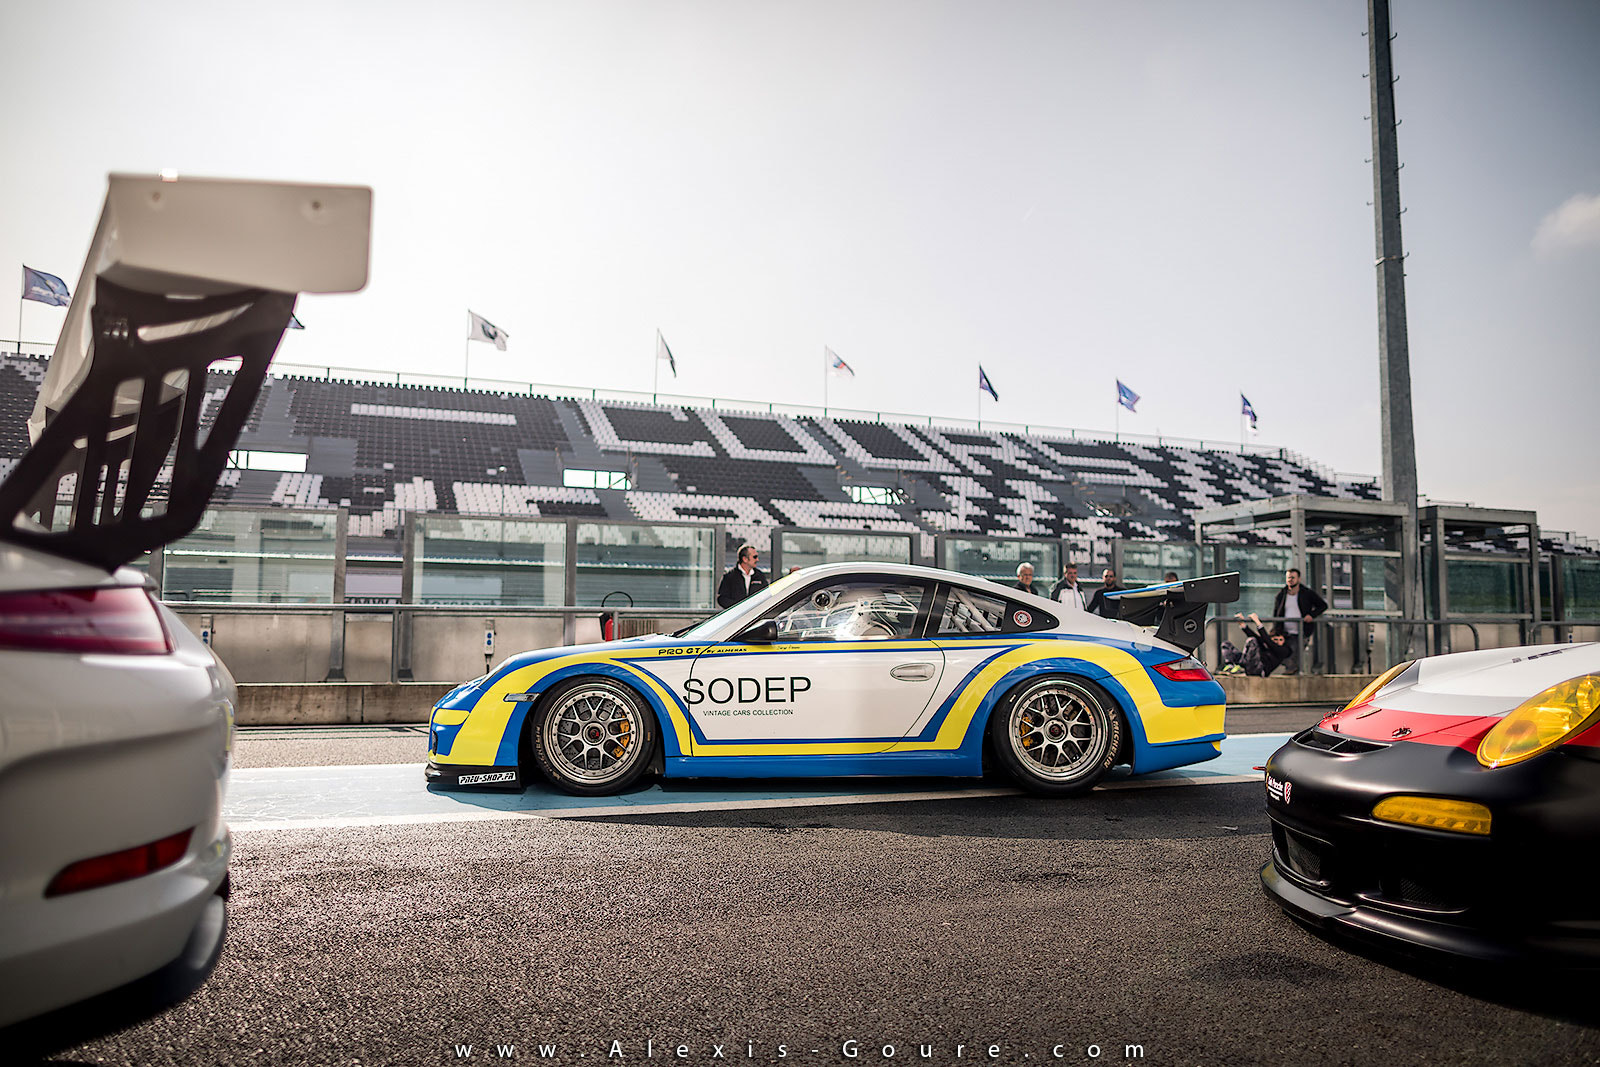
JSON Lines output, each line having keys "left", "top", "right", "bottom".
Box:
{"left": 542, "top": 683, "right": 646, "bottom": 784}
{"left": 1006, "top": 680, "right": 1110, "bottom": 781}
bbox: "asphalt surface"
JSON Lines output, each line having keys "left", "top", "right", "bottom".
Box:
{"left": 26, "top": 714, "right": 1600, "bottom": 1066}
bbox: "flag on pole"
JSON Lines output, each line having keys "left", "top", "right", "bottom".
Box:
{"left": 979, "top": 365, "right": 999, "bottom": 401}
{"left": 827, "top": 347, "right": 854, "bottom": 378}
{"left": 287, "top": 313, "right": 305, "bottom": 330}
{"left": 468, "top": 310, "right": 508, "bottom": 351}
{"left": 656, "top": 330, "right": 677, "bottom": 378}
{"left": 1116, "top": 379, "right": 1140, "bottom": 412}
{"left": 22, "top": 266, "right": 71, "bottom": 307}
{"left": 1241, "top": 393, "right": 1258, "bottom": 432}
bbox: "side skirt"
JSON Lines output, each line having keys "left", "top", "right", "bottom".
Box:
{"left": 665, "top": 752, "right": 982, "bottom": 779}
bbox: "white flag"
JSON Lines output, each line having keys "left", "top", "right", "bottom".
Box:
{"left": 468, "top": 310, "right": 508, "bottom": 351}
{"left": 826, "top": 347, "right": 855, "bottom": 378}
{"left": 656, "top": 329, "right": 677, "bottom": 377}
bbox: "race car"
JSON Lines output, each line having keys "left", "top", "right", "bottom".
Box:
{"left": 427, "top": 565, "right": 1239, "bottom": 796}
{"left": 0, "top": 173, "right": 369, "bottom": 1037}
{"left": 1260, "top": 643, "right": 1600, "bottom": 968}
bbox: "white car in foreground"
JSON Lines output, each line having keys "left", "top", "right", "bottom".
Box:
{"left": 0, "top": 173, "right": 370, "bottom": 1041}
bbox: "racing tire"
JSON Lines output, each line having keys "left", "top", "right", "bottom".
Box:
{"left": 531, "top": 677, "right": 658, "bottom": 796}
{"left": 988, "top": 675, "right": 1122, "bottom": 796}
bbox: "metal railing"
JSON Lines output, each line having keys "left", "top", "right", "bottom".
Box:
{"left": 1203, "top": 614, "right": 1490, "bottom": 677}
{"left": 165, "top": 602, "right": 711, "bottom": 685}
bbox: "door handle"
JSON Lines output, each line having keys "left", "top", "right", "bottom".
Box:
{"left": 890, "top": 662, "right": 937, "bottom": 682}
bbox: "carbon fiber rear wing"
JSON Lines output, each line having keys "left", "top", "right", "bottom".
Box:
{"left": 1102, "top": 572, "right": 1240, "bottom": 652}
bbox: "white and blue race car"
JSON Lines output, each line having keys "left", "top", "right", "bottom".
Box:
{"left": 427, "top": 563, "right": 1239, "bottom": 796}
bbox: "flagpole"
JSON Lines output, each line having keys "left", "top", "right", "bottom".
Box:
{"left": 17, "top": 268, "right": 23, "bottom": 357}
{"left": 463, "top": 337, "right": 470, "bottom": 387}
{"left": 823, "top": 346, "right": 828, "bottom": 414}
{"left": 653, "top": 332, "right": 660, "bottom": 400}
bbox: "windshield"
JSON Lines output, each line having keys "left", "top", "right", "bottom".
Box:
{"left": 676, "top": 568, "right": 806, "bottom": 641}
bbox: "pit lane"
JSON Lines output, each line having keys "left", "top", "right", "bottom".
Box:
{"left": 28, "top": 710, "right": 1599, "bottom": 1066}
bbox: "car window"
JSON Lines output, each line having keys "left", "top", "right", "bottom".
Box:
{"left": 771, "top": 579, "right": 927, "bottom": 641}
{"left": 939, "top": 587, "right": 1059, "bottom": 635}
{"left": 938, "top": 587, "right": 1006, "bottom": 634}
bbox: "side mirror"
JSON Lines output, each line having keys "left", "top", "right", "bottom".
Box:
{"left": 738, "top": 620, "right": 779, "bottom": 644}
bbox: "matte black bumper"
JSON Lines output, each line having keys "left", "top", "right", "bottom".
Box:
{"left": 425, "top": 761, "right": 524, "bottom": 790}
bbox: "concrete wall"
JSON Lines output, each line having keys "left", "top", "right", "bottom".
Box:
{"left": 1216, "top": 673, "right": 1371, "bottom": 705}
{"left": 235, "top": 683, "right": 453, "bottom": 726}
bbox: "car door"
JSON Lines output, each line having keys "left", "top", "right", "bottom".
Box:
{"left": 686, "top": 576, "right": 944, "bottom": 756}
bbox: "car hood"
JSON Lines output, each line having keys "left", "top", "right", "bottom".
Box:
{"left": 1320, "top": 642, "right": 1600, "bottom": 742}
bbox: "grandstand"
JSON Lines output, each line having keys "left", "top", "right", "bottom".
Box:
{"left": 0, "top": 350, "right": 1393, "bottom": 554}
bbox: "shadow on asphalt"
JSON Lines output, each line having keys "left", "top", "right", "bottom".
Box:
{"left": 1274, "top": 912, "right": 1600, "bottom": 1028}
{"left": 564, "top": 778, "right": 1272, "bottom": 841}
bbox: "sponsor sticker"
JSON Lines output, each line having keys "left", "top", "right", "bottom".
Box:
{"left": 458, "top": 771, "right": 517, "bottom": 785}
{"left": 1012, "top": 610, "right": 1032, "bottom": 628}
{"left": 1265, "top": 774, "right": 1286, "bottom": 803}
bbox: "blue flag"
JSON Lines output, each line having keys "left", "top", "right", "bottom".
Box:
{"left": 979, "top": 365, "right": 999, "bottom": 401}
{"left": 1116, "top": 379, "right": 1140, "bottom": 412}
{"left": 1241, "top": 393, "right": 1258, "bottom": 431}
{"left": 22, "top": 266, "right": 71, "bottom": 307}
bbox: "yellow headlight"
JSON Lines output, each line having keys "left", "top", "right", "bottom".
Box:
{"left": 1371, "top": 796, "right": 1492, "bottom": 835}
{"left": 1477, "top": 673, "right": 1600, "bottom": 768}
{"left": 1343, "top": 660, "right": 1413, "bottom": 712}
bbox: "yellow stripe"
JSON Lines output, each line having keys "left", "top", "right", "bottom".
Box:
{"left": 445, "top": 651, "right": 694, "bottom": 766}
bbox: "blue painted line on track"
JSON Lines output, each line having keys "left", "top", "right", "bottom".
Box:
{"left": 225, "top": 733, "right": 1286, "bottom": 828}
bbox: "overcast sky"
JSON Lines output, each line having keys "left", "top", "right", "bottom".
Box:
{"left": 3, "top": 0, "right": 1597, "bottom": 537}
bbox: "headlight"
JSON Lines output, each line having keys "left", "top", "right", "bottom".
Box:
{"left": 1342, "top": 659, "right": 1413, "bottom": 712}
{"left": 1371, "top": 796, "right": 1491, "bottom": 835}
{"left": 1477, "top": 673, "right": 1600, "bottom": 768}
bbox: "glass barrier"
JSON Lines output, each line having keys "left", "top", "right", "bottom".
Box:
{"left": 1219, "top": 544, "right": 1292, "bottom": 617}
{"left": 1447, "top": 557, "right": 1525, "bottom": 615}
{"left": 1120, "top": 541, "right": 1203, "bottom": 587}
{"left": 413, "top": 516, "right": 565, "bottom": 605}
{"left": 940, "top": 537, "right": 1061, "bottom": 591}
{"left": 778, "top": 530, "right": 913, "bottom": 572}
{"left": 1563, "top": 556, "right": 1600, "bottom": 618}
{"left": 162, "top": 508, "right": 338, "bottom": 603}
{"left": 575, "top": 522, "right": 715, "bottom": 609}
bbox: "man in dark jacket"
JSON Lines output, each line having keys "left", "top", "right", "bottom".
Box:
{"left": 716, "top": 544, "right": 768, "bottom": 608}
{"left": 1272, "top": 567, "right": 1328, "bottom": 671}
{"left": 1012, "top": 562, "right": 1040, "bottom": 596}
{"left": 1085, "top": 568, "right": 1122, "bottom": 619}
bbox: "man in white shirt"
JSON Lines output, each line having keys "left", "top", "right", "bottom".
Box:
{"left": 1052, "top": 562, "right": 1086, "bottom": 609}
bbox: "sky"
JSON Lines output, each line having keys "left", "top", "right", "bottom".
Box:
{"left": 3, "top": 0, "right": 1597, "bottom": 537}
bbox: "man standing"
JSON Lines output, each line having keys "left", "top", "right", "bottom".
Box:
{"left": 1085, "top": 568, "right": 1122, "bottom": 619}
{"left": 717, "top": 544, "right": 768, "bottom": 608}
{"left": 1052, "top": 562, "right": 1086, "bottom": 609}
{"left": 1272, "top": 567, "right": 1328, "bottom": 671}
{"left": 1012, "top": 562, "right": 1039, "bottom": 596}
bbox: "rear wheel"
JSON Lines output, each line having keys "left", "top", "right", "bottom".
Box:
{"left": 532, "top": 678, "right": 657, "bottom": 796}
{"left": 988, "top": 676, "right": 1122, "bottom": 795}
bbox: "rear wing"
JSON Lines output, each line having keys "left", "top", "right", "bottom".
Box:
{"left": 0, "top": 174, "right": 371, "bottom": 571}
{"left": 1103, "top": 572, "right": 1240, "bottom": 653}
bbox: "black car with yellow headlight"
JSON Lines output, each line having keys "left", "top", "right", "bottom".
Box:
{"left": 1260, "top": 643, "right": 1600, "bottom": 968}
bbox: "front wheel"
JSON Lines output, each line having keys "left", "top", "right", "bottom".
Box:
{"left": 988, "top": 676, "right": 1122, "bottom": 795}
{"left": 532, "top": 678, "right": 657, "bottom": 796}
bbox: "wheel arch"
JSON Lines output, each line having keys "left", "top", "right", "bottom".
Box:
{"left": 513, "top": 663, "right": 678, "bottom": 774}
{"left": 972, "top": 662, "right": 1136, "bottom": 765}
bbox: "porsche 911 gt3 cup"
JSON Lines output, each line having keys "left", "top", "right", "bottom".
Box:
{"left": 1261, "top": 643, "right": 1600, "bottom": 967}
{"left": 428, "top": 564, "right": 1240, "bottom": 796}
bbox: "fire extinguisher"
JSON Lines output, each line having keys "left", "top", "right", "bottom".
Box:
{"left": 599, "top": 591, "right": 633, "bottom": 642}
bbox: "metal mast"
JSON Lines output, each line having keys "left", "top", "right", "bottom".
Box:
{"left": 1368, "top": 0, "right": 1423, "bottom": 645}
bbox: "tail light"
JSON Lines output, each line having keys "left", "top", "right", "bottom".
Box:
{"left": 1153, "top": 656, "right": 1213, "bottom": 682}
{"left": 0, "top": 586, "right": 172, "bottom": 654}
{"left": 46, "top": 828, "right": 194, "bottom": 897}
